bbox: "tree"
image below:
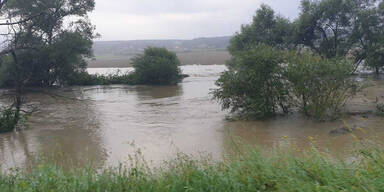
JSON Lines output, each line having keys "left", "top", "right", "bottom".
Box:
{"left": 213, "top": 45, "right": 292, "bottom": 118}
{"left": 295, "top": 0, "right": 379, "bottom": 59}
{"left": 131, "top": 47, "right": 184, "bottom": 85}
{"left": 228, "top": 4, "right": 295, "bottom": 55}
{"left": 0, "top": 0, "right": 96, "bottom": 132}
{"left": 214, "top": 44, "right": 359, "bottom": 120}
{"left": 350, "top": 1, "right": 384, "bottom": 74}
{"left": 0, "top": 0, "right": 96, "bottom": 87}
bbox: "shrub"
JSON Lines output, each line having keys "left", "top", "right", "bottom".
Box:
{"left": 132, "top": 47, "right": 184, "bottom": 85}
{"left": 213, "top": 45, "right": 292, "bottom": 118}
{"left": 0, "top": 108, "right": 18, "bottom": 133}
{"left": 214, "top": 45, "right": 359, "bottom": 120}
{"left": 286, "top": 53, "right": 359, "bottom": 120}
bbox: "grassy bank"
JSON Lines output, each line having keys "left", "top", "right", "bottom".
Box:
{"left": 1, "top": 143, "right": 383, "bottom": 191}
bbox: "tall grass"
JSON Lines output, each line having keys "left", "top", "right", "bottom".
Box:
{"left": 1, "top": 142, "right": 383, "bottom": 191}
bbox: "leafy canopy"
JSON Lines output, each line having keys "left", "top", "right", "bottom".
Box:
{"left": 132, "top": 47, "right": 184, "bottom": 85}
{"left": 229, "top": 4, "right": 295, "bottom": 54}
{"left": 0, "top": 0, "right": 96, "bottom": 87}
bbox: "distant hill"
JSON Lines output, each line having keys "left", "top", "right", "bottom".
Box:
{"left": 93, "top": 36, "right": 231, "bottom": 56}
{"left": 89, "top": 36, "right": 232, "bottom": 68}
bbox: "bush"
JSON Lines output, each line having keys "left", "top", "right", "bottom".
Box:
{"left": 0, "top": 108, "right": 18, "bottom": 133}
{"left": 132, "top": 47, "right": 184, "bottom": 85}
{"left": 286, "top": 53, "right": 359, "bottom": 120}
{"left": 213, "top": 45, "right": 292, "bottom": 118}
{"left": 214, "top": 45, "right": 359, "bottom": 120}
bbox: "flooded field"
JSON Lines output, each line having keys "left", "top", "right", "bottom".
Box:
{"left": 1, "top": 65, "right": 384, "bottom": 170}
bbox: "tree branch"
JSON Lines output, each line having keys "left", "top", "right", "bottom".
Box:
{"left": 0, "top": 0, "right": 9, "bottom": 10}
{"left": 0, "top": 12, "right": 45, "bottom": 26}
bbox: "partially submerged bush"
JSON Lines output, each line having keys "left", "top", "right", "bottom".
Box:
{"left": 0, "top": 108, "right": 18, "bottom": 133}
{"left": 214, "top": 44, "right": 359, "bottom": 120}
{"left": 132, "top": 47, "right": 184, "bottom": 85}
{"left": 213, "top": 45, "right": 292, "bottom": 118}
{"left": 286, "top": 53, "right": 359, "bottom": 120}
{"left": 68, "top": 48, "right": 185, "bottom": 86}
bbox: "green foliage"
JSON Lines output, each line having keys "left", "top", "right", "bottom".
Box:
{"left": 2, "top": 144, "right": 384, "bottom": 191}
{"left": 68, "top": 47, "right": 187, "bottom": 86}
{"left": 296, "top": 0, "right": 359, "bottom": 58}
{"left": 295, "top": 0, "right": 384, "bottom": 72}
{"left": 132, "top": 47, "right": 184, "bottom": 85}
{"left": 0, "top": 0, "right": 96, "bottom": 88}
{"left": 213, "top": 45, "right": 292, "bottom": 118}
{"left": 350, "top": 0, "right": 384, "bottom": 73}
{"left": 286, "top": 53, "right": 359, "bottom": 120}
{"left": 0, "top": 108, "right": 17, "bottom": 133}
{"left": 230, "top": 1, "right": 384, "bottom": 73}
{"left": 220, "top": 1, "right": 384, "bottom": 119}
{"left": 215, "top": 45, "right": 358, "bottom": 120}
{"left": 228, "top": 4, "right": 294, "bottom": 54}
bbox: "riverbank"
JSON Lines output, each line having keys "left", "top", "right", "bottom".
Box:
{"left": 1, "top": 142, "right": 383, "bottom": 192}
{"left": 2, "top": 65, "right": 384, "bottom": 171}
{"left": 88, "top": 50, "right": 231, "bottom": 68}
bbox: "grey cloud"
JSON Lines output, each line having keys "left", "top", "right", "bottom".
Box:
{"left": 90, "top": 0, "right": 301, "bottom": 40}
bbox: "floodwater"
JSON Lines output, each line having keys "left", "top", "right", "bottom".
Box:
{"left": 1, "top": 65, "right": 384, "bottom": 171}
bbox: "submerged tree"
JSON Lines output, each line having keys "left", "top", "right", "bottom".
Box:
{"left": 215, "top": 0, "right": 384, "bottom": 120}
{"left": 286, "top": 53, "right": 358, "bottom": 120}
{"left": 214, "top": 44, "right": 359, "bottom": 120}
{"left": 131, "top": 47, "right": 184, "bottom": 85}
{"left": 0, "top": 0, "right": 96, "bottom": 132}
{"left": 214, "top": 45, "right": 292, "bottom": 118}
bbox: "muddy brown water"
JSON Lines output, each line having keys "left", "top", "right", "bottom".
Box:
{"left": 1, "top": 65, "right": 384, "bottom": 171}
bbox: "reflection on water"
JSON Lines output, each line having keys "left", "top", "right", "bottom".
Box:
{"left": 0, "top": 90, "right": 107, "bottom": 171}
{"left": 1, "top": 65, "right": 384, "bottom": 170}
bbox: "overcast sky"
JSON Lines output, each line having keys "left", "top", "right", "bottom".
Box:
{"left": 90, "top": 0, "right": 302, "bottom": 41}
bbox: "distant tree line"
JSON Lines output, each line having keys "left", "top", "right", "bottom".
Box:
{"left": 229, "top": 0, "right": 384, "bottom": 73}
{"left": 215, "top": 0, "right": 383, "bottom": 120}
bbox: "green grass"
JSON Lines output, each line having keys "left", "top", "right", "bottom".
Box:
{"left": 1, "top": 142, "right": 384, "bottom": 192}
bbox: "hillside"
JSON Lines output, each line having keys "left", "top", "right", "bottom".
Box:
{"left": 89, "top": 36, "right": 232, "bottom": 68}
